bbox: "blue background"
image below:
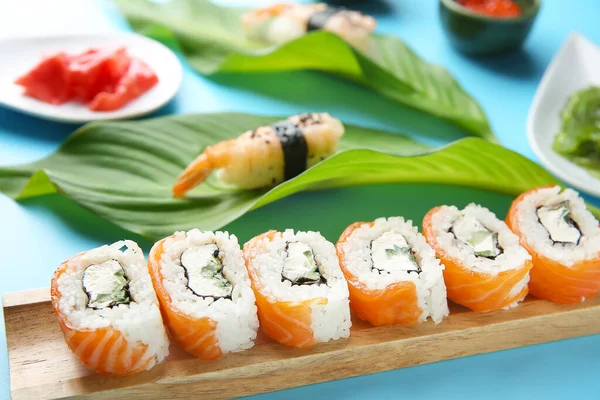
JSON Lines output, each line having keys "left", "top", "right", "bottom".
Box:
{"left": 1, "top": 0, "right": 600, "bottom": 399}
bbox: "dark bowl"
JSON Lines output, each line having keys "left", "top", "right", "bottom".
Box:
{"left": 439, "top": 0, "right": 541, "bottom": 56}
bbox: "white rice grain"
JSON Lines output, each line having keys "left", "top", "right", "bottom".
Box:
{"left": 157, "top": 230, "right": 259, "bottom": 353}
{"left": 511, "top": 186, "right": 600, "bottom": 267}
{"left": 431, "top": 203, "right": 531, "bottom": 275}
{"left": 340, "top": 217, "right": 449, "bottom": 324}
{"left": 56, "top": 240, "right": 170, "bottom": 368}
{"left": 245, "top": 229, "right": 351, "bottom": 343}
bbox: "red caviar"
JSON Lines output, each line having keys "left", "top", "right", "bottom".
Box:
{"left": 15, "top": 47, "right": 158, "bottom": 112}
{"left": 458, "top": 0, "right": 522, "bottom": 18}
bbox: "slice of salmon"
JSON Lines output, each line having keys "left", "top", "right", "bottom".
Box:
{"left": 148, "top": 237, "right": 222, "bottom": 360}
{"left": 243, "top": 231, "right": 323, "bottom": 348}
{"left": 336, "top": 222, "right": 423, "bottom": 326}
{"left": 507, "top": 187, "right": 600, "bottom": 303}
{"left": 423, "top": 206, "right": 532, "bottom": 312}
{"left": 51, "top": 260, "right": 155, "bottom": 376}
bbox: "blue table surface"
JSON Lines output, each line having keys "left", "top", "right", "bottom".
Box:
{"left": 2, "top": 0, "right": 600, "bottom": 399}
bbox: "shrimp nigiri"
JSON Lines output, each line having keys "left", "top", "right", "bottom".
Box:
{"left": 241, "top": 3, "right": 377, "bottom": 53}
{"left": 173, "top": 113, "right": 344, "bottom": 197}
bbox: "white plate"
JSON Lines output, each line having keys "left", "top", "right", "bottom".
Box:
{"left": 528, "top": 32, "right": 600, "bottom": 197}
{"left": 0, "top": 32, "right": 182, "bottom": 123}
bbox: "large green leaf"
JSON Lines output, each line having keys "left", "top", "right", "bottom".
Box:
{"left": 0, "top": 113, "right": 573, "bottom": 241}
{"left": 117, "top": 0, "right": 496, "bottom": 142}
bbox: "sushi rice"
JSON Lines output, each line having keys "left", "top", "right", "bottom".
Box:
{"left": 507, "top": 186, "right": 600, "bottom": 303}
{"left": 53, "top": 185, "right": 600, "bottom": 374}
{"left": 52, "top": 240, "right": 169, "bottom": 375}
{"left": 509, "top": 186, "right": 600, "bottom": 266}
{"left": 150, "top": 230, "right": 259, "bottom": 357}
{"left": 424, "top": 203, "right": 532, "bottom": 311}
{"left": 431, "top": 204, "right": 532, "bottom": 276}
{"left": 244, "top": 229, "right": 351, "bottom": 347}
{"left": 337, "top": 217, "right": 449, "bottom": 325}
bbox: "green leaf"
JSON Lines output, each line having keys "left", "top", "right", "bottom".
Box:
{"left": 117, "top": 0, "right": 496, "bottom": 142}
{"left": 0, "top": 113, "right": 585, "bottom": 241}
{"left": 0, "top": 113, "right": 426, "bottom": 239}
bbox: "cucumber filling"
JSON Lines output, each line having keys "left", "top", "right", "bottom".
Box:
{"left": 282, "top": 242, "right": 325, "bottom": 285}
{"left": 452, "top": 215, "right": 502, "bottom": 259}
{"left": 180, "top": 244, "right": 232, "bottom": 299}
{"left": 537, "top": 202, "right": 581, "bottom": 245}
{"left": 370, "top": 231, "right": 420, "bottom": 274}
{"left": 82, "top": 259, "right": 131, "bottom": 309}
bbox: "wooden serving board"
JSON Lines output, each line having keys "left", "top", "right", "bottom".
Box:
{"left": 4, "top": 288, "right": 600, "bottom": 400}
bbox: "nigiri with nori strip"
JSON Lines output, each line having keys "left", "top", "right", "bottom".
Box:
{"left": 50, "top": 241, "right": 169, "bottom": 375}
{"left": 243, "top": 229, "right": 351, "bottom": 348}
{"left": 336, "top": 217, "right": 449, "bottom": 326}
{"left": 242, "top": 3, "right": 376, "bottom": 53}
{"left": 173, "top": 113, "right": 344, "bottom": 197}
{"left": 423, "top": 204, "right": 533, "bottom": 312}
{"left": 148, "top": 230, "right": 259, "bottom": 359}
{"left": 507, "top": 186, "right": 600, "bottom": 303}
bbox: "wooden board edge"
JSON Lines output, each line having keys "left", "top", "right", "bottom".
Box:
{"left": 3, "top": 287, "right": 50, "bottom": 308}
{"left": 95, "top": 306, "right": 600, "bottom": 400}
{"left": 6, "top": 295, "right": 600, "bottom": 400}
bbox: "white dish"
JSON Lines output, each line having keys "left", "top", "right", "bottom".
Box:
{"left": 528, "top": 32, "right": 600, "bottom": 197}
{"left": 0, "top": 32, "right": 182, "bottom": 123}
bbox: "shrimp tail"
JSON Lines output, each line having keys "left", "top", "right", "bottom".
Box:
{"left": 258, "top": 3, "right": 290, "bottom": 17}
{"left": 173, "top": 140, "right": 235, "bottom": 198}
{"left": 172, "top": 153, "right": 213, "bottom": 198}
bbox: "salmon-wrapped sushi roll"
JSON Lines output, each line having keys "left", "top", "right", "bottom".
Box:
{"left": 241, "top": 3, "right": 376, "bottom": 53}
{"left": 149, "top": 230, "right": 259, "bottom": 359}
{"left": 50, "top": 241, "right": 169, "bottom": 376}
{"left": 243, "top": 229, "right": 351, "bottom": 348}
{"left": 423, "top": 204, "right": 532, "bottom": 312}
{"left": 507, "top": 186, "right": 600, "bottom": 303}
{"left": 173, "top": 113, "right": 344, "bottom": 197}
{"left": 336, "top": 217, "right": 449, "bottom": 326}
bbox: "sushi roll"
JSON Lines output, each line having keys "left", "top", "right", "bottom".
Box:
{"left": 148, "top": 230, "right": 259, "bottom": 359}
{"left": 423, "top": 204, "right": 532, "bottom": 312}
{"left": 507, "top": 186, "right": 600, "bottom": 303}
{"left": 173, "top": 113, "right": 344, "bottom": 197}
{"left": 50, "top": 241, "right": 169, "bottom": 376}
{"left": 241, "top": 3, "right": 376, "bottom": 53}
{"left": 243, "top": 229, "right": 351, "bottom": 348}
{"left": 336, "top": 217, "right": 449, "bottom": 326}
